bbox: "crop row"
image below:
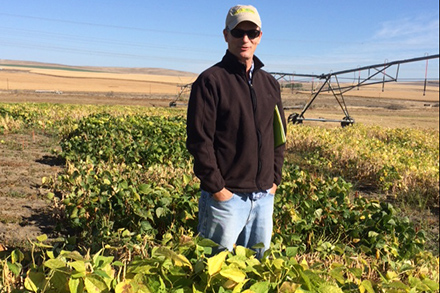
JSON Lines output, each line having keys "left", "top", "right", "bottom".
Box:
{"left": 1, "top": 103, "right": 439, "bottom": 292}
{"left": 287, "top": 125, "right": 439, "bottom": 208}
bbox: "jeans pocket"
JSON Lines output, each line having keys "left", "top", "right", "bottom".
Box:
{"left": 211, "top": 193, "right": 234, "bottom": 203}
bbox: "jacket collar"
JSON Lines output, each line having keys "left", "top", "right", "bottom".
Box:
{"left": 222, "top": 50, "right": 264, "bottom": 75}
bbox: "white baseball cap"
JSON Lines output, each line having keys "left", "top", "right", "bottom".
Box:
{"left": 225, "top": 5, "right": 262, "bottom": 30}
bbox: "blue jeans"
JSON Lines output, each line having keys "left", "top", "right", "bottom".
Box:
{"left": 197, "top": 189, "right": 274, "bottom": 259}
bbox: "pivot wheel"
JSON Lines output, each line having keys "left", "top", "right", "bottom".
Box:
{"left": 288, "top": 113, "right": 303, "bottom": 125}
{"left": 341, "top": 116, "right": 355, "bottom": 127}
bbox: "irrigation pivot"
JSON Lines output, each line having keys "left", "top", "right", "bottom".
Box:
{"left": 270, "top": 54, "right": 439, "bottom": 127}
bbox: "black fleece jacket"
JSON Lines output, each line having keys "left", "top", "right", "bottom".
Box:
{"left": 186, "top": 50, "right": 286, "bottom": 194}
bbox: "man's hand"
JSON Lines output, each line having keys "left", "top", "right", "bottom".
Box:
{"left": 269, "top": 183, "right": 277, "bottom": 195}
{"left": 212, "top": 188, "right": 233, "bottom": 202}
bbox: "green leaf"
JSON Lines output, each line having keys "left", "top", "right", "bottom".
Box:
{"left": 140, "top": 220, "right": 153, "bottom": 231}
{"left": 190, "top": 284, "right": 203, "bottom": 293}
{"left": 329, "top": 267, "right": 345, "bottom": 284}
{"left": 251, "top": 242, "right": 265, "bottom": 249}
{"left": 272, "top": 258, "right": 285, "bottom": 270}
{"left": 156, "top": 207, "right": 165, "bottom": 218}
{"left": 46, "top": 192, "right": 55, "bottom": 200}
{"left": 72, "top": 271, "right": 87, "bottom": 278}
{"left": 319, "top": 284, "right": 343, "bottom": 293}
{"left": 387, "top": 219, "right": 396, "bottom": 226}
{"left": 11, "top": 249, "right": 24, "bottom": 263}
{"left": 69, "top": 260, "right": 86, "bottom": 273}
{"left": 386, "top": 281, "right": 410, "bottom": 290}
{"left": 348, "top": 267, "right": 363, "bottom": 278}
{"left": 285, "top": 246, "right": 298, "bottom": 258}
{"left": 94, "top": 255, "right": 115, "bottom": 269}
{"left": 122, "top": 229, "right": 131, "bottom": 237}
{"left": 113, "top": 261, "right": 124, "bottom": 267}
{"left": 422, "top": 278, "right": 440, "bottom": 291}
{"left": 183, "top": 174, "right": 191, "bottom": 184}
{"left": 227, "top": 256, "right": 247, "bottom": 269}
{"left": 44, "top": 259, "right": 67, "bottom": 270}
{"left": 197, "top": 238, "right": 219, "bottom": 247}
{"left": 133, "top": 191, "right": 141, "bottom": 201}
{"left": 94, "top": 269, "right": 111, "bottom": 279}
{"left": 51, "top": 270, "right": 70, "bottom": 292}
{"left": 69, "top": 278, "right": 85, "bottom": 293}
{"left": 368, "top": 231, "right": 379, "bottom": 238}
{"left": 360, "top": 280, "right": 375, "bottom": 293}
{"left": 24, "top": 271, "right": 47, "bottom": 292}
{"left": 119, "top": 180, "right": 129, "bottom": 190}
{"left": 279, "top": 282, "right": 301, "bottom": 292}
{"left": 249, "top": 281, "right": 271, "bottom": 293}
{"left": 7, "top": 262, "right": 21, "bottom": 276}
{"left": 155, "top": 247, "right": 192, "bottom": 268}
{"left": 60, "top": 250, "right": 86, "bottom": 261}
{"left": 298, "top": 269, "right": 312, "bottom": 290}
{"left": 138, "top": 183, "right": 151, "bottom": 195}
{"left": 84, "top": 275, "right": 109, "bottom": 292}
{"left": 46, "top": 250, "right": 55, "bottom": 259}
{"left": 314, "top": 208, "right": 323, "bottom": 218}
{"left": 385, "top": 270, "right": 399, "bottom": 281}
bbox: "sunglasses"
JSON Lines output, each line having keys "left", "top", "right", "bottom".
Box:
{"left": 229, "top": 28, "right": 261, "bottom": 39}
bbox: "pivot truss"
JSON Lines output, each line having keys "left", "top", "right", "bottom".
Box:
{"left": 270, "top": 54, "right": 439, "bottom": 127}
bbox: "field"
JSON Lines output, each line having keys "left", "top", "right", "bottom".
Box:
{"left": 1, "top": 61, "right": 438, "bottom": 130}
{"left": 0, "top": 61, "right": 439, "bottom": 292}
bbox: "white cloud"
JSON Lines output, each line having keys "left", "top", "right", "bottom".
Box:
{"left": 263, "top": 13, "right": 439, "bottom": 78}
{"left": 373, "top": 15, "right": 439, "bottom": 47}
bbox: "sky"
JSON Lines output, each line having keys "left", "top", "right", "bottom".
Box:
{"left": 1, "top": 0, "right": 439, "bottom": 79}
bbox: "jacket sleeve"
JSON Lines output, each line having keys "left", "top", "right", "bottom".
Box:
{"left": 186, "top": 75, "right": 225, "bottom": 193}
{"left": 273, "top": 89, "right": 286, "bottom": 186}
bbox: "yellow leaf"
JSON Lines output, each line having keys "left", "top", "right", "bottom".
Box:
{"left": 273, "top": 258, "right": 285, "bottom": 270}
{"left": 220, "top": 267, "right": 246, "bottom": 283}
{"left": 385, "top": 270, "right": 399, "bottom": 281}
{"left": 234, "top": 245, "right": 247, "bottom": 257}
{"left": 300, "top": 259, "right": 309, "bottom": 270}
{"left": 36, "top": 234, "right": 48, "bottom": 242}
{"left": 115, "top": 280, "right": 136, "bottom": 293}
{"left": 280, "top": 282, "right": 301, "bottom": 292}
{"left": 207, "top": 251, "right": 228, "bottom": 276}
{"left": 69, "top": 260, "right": 87, "bottom": 273}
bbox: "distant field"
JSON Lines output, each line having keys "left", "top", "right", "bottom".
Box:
{"left": 329, "top": 82, "right": 439, "bottom": 101}
{"left": 0, "top": 63, "right": 197, "bottom": 95}
{"left": 0, "top": 61, "right": 439, "bottom": 130}
{"left": 1, "top": 62, "right": 438, "bottom": 99}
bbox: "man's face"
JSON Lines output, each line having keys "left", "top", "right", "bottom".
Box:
{"left": 224, "top": 21, "right": 262, "bottom": 64}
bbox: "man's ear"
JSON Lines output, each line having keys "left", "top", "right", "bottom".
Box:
{"left": 223, "top": 29, "right": 229, "bottom": 42}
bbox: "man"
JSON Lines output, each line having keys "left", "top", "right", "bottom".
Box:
{"left": 186, "top": 4, "right": 286, "bottom": 259}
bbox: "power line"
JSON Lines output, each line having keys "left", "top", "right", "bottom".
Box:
{"left": 0, "top": 12, "right": 216, "bottom": 38}
{"left": 0, "top": 26, "right": 218, "bottom": 54}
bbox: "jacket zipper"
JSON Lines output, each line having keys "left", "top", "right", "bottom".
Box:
{"left": 248, "top": 82, "right": 263, "bottom": 190}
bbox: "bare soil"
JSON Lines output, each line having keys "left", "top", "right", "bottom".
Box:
{"left": 0, "top": 63, "right": 438, "bottom": 251}
{"left": 0, "top": 131, "right": 62, "bottom": 247}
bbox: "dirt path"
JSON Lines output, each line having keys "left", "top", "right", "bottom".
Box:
{"left": 0, "top": 132, "right": 62, "bottom": 247}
